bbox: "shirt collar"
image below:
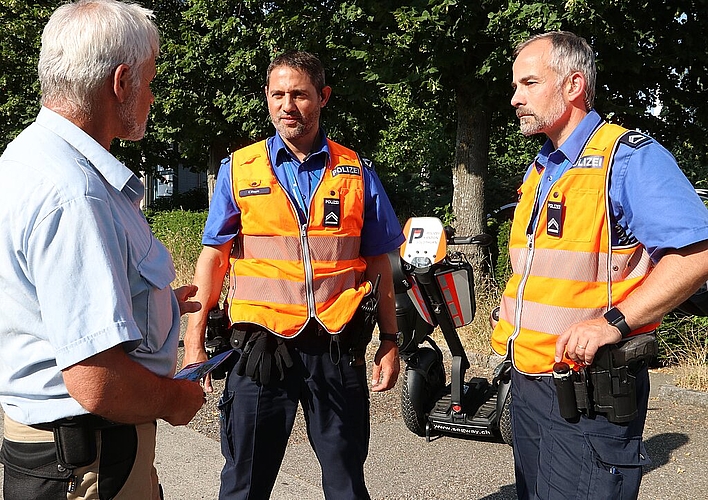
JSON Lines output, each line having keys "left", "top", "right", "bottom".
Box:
{"left": 535, "top": 109, "right": 603, "bottom": 170}
{"left": 269, "top": 129, "right": 330, "bottom": 168}
{"left": 36, "top": 107, "right": 140, "bottom": 199}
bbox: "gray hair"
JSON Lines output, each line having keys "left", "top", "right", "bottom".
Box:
{"left": 38, "top": 0, "right": 159, "bottom": 117}
{"left": 514, "top": 31, "right": 596, "bottom": 110}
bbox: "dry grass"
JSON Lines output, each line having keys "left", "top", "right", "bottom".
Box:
{"left": 659, "top": 316, "right": 708, "bottom": 392}
{"left": 456, "top": 275, "right": 502, "bottom": 355}
{"left": 674, "top": 364, "right": 708, "bottom": 392}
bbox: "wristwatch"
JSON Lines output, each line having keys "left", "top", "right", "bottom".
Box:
{"left": 603, "top": 307, "right": 631, "bottom": 337}
{"left": 379, "top": 332, "right": 404, "bottom": 347}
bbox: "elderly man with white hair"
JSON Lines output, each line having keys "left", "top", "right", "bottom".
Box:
{"left": 0, "top": 1, "right": 205, "bottom": 498}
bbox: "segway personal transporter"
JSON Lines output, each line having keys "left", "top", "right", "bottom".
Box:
{"left": 390, "top": 217, "right": 513, "bottom": 444}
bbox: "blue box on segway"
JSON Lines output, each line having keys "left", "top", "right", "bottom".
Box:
{"left": 434, "top": 266, "right": 475, "bottom": 327}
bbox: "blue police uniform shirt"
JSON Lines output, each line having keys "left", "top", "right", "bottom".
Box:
{"left": 0, "top": 107, "right": 182, "bottom": 424}
{"left": 527, "top": 109, "right": 708, "bottom": 261}
{"left": 203, "top": 130, "right": 404, "bottom": 257}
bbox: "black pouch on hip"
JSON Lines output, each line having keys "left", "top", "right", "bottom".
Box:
{"left": 53, "top": 423, "right": 97, "bottom": 468}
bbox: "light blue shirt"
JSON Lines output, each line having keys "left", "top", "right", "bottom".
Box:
{"left": 528, "top": 110, "right": 708, "bottom": 261}
{"left": 0, "top": 107, "right": 181, "bottom": 424}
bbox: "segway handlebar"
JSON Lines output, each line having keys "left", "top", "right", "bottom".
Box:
{"left": 444, "top": 225, "right": 493, "bottom": 247}
{"left": 448, "top": 233, "right": 494, "bottom": 247}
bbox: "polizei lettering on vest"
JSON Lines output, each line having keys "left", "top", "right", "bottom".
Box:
{"left": 576, "top": 155, "right": 603, "bottom": 168}
{"left": 331, "top": 165, "right": 361, "bottom": 177}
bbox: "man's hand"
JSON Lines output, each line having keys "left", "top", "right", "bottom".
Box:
{"left": 63, "top": 346, "right": 206, "bottom": 425}
{"left": 555, "top": 317, "right": 622, "bottom": 366}
{"left": 162, "top": 378, "right": 207, "bottom": 426}
{"left": 182, "top": 343, "right": 214, "bottom": 393}
{"left": 174, "top": 285, "right": 201, "bottom": 315}
{"left": 371, "top": 341, "right": 400, "bottom": 392}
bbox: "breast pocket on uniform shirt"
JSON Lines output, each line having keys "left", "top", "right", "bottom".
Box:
{"left": 133, "top": 236, "right": 177, "bottom": 353}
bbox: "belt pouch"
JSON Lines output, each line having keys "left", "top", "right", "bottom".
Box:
{"left": 53, "top": 423, "right": 97, "bottom": 468}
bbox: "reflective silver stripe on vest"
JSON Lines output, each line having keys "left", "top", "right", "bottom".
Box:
{"left": 242, "top": 235, "right": 361, "bottom": 262}
{"left": 509, "top": 246, "right": 651, "bottom": 283}
{"left": 500, "top": 295, "right": 605, "bottom": 336}
{"left": 233, "top": 272, "right": 358, "bottom": 305}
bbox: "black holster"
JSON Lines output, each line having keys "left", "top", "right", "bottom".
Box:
{"left": 205, "top": 307, "right": 233, "bottom": 380}
{"left": 555, "top": 333, "right": 658, "bottom": 423}
{"left": 343, "top": 277, "right": 380, "bottom": 366}
{"left": 37, "top": 414, "right": 121, "bottom": 469}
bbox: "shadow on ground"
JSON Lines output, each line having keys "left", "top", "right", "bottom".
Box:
{"left": 643, "top": 432, "right": 689, "bottom": 474}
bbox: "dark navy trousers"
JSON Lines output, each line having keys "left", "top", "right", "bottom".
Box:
{"left": 511, "top": 367, "right": 650, "bottom": 500}
{"left": 218, "top": 329, "right": 371, "bottom": 500}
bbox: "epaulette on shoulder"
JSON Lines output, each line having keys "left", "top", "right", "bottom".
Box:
{"left": 618, "top": 130, "right": 652, "bottom": 149}
{"left": 361, "top": 157, "right": 374, "bottom": 171}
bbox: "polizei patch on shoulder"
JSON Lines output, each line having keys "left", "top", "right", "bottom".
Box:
{"left": 619, "top": 131, "right": 651, "bottom": 149}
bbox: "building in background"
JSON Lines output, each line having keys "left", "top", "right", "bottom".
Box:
{"left": 141, "top": 163, "right": 207, "bottom": 210}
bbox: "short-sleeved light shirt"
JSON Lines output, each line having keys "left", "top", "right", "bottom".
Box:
{"left": 0, "top": 107, "right": 181, "bottom": 424}
{"left": 203, "top": 131, "right": 404, "bottom": 257}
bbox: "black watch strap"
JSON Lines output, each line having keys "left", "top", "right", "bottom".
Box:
{"left": 604, "top": 307, "right": 631, "bottom": 336}
{"left": 379, "top": 332, "right": 403, "bottom": 347}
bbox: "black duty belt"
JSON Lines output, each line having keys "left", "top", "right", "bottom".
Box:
{"left": 32, "top": 413, "right": 124, "bottom": 432}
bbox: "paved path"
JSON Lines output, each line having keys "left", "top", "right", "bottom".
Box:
{"left": 2, "top": 370, "right": 708, "bottom": 499}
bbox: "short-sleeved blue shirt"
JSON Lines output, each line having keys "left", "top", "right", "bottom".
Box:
{"left": 0, "top": 108, "right": 182, "bottom": 424}
{"left": 203, "top": 131, "right": 404, "bottom": 257}
{"left": 529, "top": 110, "right": 708, "bottom": 261}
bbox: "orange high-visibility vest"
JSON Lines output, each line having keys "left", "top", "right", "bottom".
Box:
{"left": 491, "top": 123, "right": 659, "bottom": 375}
{"left": 226, "top": 139, "right": 371, "bottom": 338}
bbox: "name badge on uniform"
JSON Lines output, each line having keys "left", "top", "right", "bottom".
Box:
{"left": 324, "top": 198, "right": 340, "bottom": 227}
{"left": 547, "top": 200, "right": 563, "bottom": 237}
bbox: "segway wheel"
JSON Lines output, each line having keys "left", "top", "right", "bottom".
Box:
{"left": 499, "top": 389, "right": 513, "bottom": 446}
{"left": 401, "top": 368, "right": 428, "bottom": 436}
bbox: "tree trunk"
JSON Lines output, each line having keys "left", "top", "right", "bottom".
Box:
{"left": 207, "top": 140, "right": 229, "bottom": 203}
{"left": 451, "top": 88, "right": 491, "bottom": 276}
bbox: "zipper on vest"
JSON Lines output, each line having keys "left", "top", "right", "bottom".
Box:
{"left": 510, "top": 233, "right": 535, "bottom": 345}
{"left": 509, "top": 180, "right": 544, "bottom": 351}
{"left": 300, "top": 222, "right": 317, "bottom": 317}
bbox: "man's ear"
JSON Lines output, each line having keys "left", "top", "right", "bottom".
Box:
{"left": 567, "top": 72, "right": 586, "bottom": 104}
{"left": 320, "top": 86, "right": 332, "bottom": 107}
{"left": 113, "top": 64, "right": 131, "bottom": 103}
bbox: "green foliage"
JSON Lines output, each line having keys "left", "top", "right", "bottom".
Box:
{"left": 372, "top": 82, "right": 455, "bottom": 221}
{"left": 486, "top": 116, "right": 541, "bottom": 212}
{"left": 147, "top": 187, "right": 209, "bottom": 212}
{"left": 658, "top": 313, "right": 708, "bottom": 367}
{"left": 146, "top": 209, "right": 208, "bottom": 284}
{"left": 489, "top": 218, "right": 513, "bottom": 286}
{"left": 0, "top": 1, "right": 60, "bottom": 151}
{"left": 139, "top": 0, "right": 389, "bottom": 173}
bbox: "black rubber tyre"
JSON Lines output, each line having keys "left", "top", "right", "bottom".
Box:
{"left": 499, "top": 388, "right": 513, "bottom": 446}
{"left": 401, "top": 367, "right": 428, "bottom": 436}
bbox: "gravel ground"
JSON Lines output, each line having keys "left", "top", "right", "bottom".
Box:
{"left": 178, "top": 332, "right": 407, "bottom": 445}
{"left": 176, "top": 328, "right": 708, "bottom": 500}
